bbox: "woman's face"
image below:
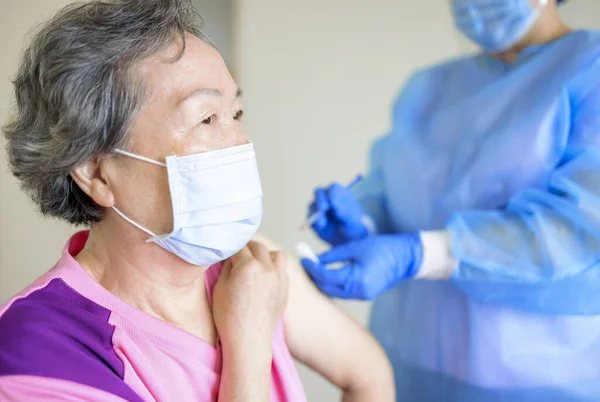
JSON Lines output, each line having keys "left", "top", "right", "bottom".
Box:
{"left": 106, "top": 34, "right": 247, "bottom": 235}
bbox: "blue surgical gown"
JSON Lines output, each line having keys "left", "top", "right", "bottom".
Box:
{"left": 354, "top": 30, "right": 600, "bottom": 401}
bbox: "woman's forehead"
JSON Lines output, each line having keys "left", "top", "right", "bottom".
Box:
{"left": 136, "top": 34, "right": 237, "bottom": 104}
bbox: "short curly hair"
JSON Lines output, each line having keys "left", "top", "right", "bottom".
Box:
{"left": 3, "top": 0, "right": 211, "bottom": 225}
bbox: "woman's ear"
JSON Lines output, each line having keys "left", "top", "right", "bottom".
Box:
{"left": 70, "top": 157, "right": 115, "bottom": 208}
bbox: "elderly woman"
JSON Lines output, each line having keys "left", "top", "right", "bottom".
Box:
{"left": 0, "top": 1, "right": 394, "bottom": 401}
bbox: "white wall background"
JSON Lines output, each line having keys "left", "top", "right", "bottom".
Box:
{"left": 233, "top": 0, "right": 600, "bottom": 400}
{"left": 193, "top": 0, "right": 233, "bottom": 66}
{"left": 1, "top": 0, "right": 599, "bottom": 400}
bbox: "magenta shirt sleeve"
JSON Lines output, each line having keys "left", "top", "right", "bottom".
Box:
{"left": 0, "top": 278, "right": 144, "bottom": 401}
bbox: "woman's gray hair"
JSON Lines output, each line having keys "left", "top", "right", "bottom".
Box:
{"left": 3, "top": 0, "right": 212, "bottom": 225}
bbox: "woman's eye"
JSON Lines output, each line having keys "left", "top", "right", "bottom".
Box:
{"left": 234, "top": 110, "right": 244, "bottom": 121}
{"left": 202, "top": 114, "right": 216, "bottom": 125}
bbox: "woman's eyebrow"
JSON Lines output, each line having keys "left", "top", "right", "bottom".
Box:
{"left": 179, "top": 87, "right": 243, "bottom": 105}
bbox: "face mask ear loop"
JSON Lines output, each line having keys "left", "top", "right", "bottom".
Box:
{"left": 111, "top": 149, "right": 167, "bottom": 242}
{"left": 114, "top": 149, "right": 167, "bottom": 167}
{"left": 112, "top": 206, "right": 158, "bottom": 243}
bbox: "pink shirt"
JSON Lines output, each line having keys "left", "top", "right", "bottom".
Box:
{"left": 0, "top": 232, "right": 306, "bottom": 401}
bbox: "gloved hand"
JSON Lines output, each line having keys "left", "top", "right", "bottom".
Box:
{"left": 301, "top": 233, "right": 423, "bottom": 300}
{"left": 309, "top": 183, "right": 369, "bottom": 246}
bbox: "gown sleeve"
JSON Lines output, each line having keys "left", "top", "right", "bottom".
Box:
{"left": 448, "top": 63, "right": 600, "bottom": 314}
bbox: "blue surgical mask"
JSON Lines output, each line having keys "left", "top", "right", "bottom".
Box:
{"left": 113, "top": 143, "right": 263, "bottom": 267}
{"left": 451, "top": 0, "right": 548, "bottom": 53}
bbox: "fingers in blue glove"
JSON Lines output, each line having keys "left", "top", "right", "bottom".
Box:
{"left": 318, "top": 242, "right": 358, "bottom": 264}
{"left": 314, "top": 188, "right": 330, "bottom": 212}
{"left": 302, "top": 258, "right": 355, "bottom": 299}
{"left": 301, "top": 258, "right": 351, "bottom": 285}
{"left": 327, "top": 183, "right": 351, "bottom": 220}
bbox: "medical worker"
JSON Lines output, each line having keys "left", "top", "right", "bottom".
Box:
{"left": 302, "top": 0, "right": 600, "bottom": 400}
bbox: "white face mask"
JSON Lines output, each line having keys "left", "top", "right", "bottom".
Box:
{"left": 113, "top": 142, "right": 263, "bottom": 267}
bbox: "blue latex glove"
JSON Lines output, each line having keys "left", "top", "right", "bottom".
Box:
{"left": 302, "top": 233, "right": 423, "bottom": 300}
{"left": 309, "top": 183, "right": 369, "bottom": 246}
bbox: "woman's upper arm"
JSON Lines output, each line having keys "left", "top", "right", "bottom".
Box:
{"left": 284, "top": 256, "right": 379, "bottom": 389}
{"left": 252, "top": 232, "right": 392, "bottom": 391}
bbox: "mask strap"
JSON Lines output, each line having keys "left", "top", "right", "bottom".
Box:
{"left": 114, "top": 149, "right": 167, "bottom": 167}
{"left": 112, "top": 206, "right": 158, "bottom": 242}
{"left": 112, "top": 150, "right": 165, "bottom": 242}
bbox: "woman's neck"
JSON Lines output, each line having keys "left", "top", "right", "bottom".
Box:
{"left": 75, "top": 221, "right": 217, "bottom": 345}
